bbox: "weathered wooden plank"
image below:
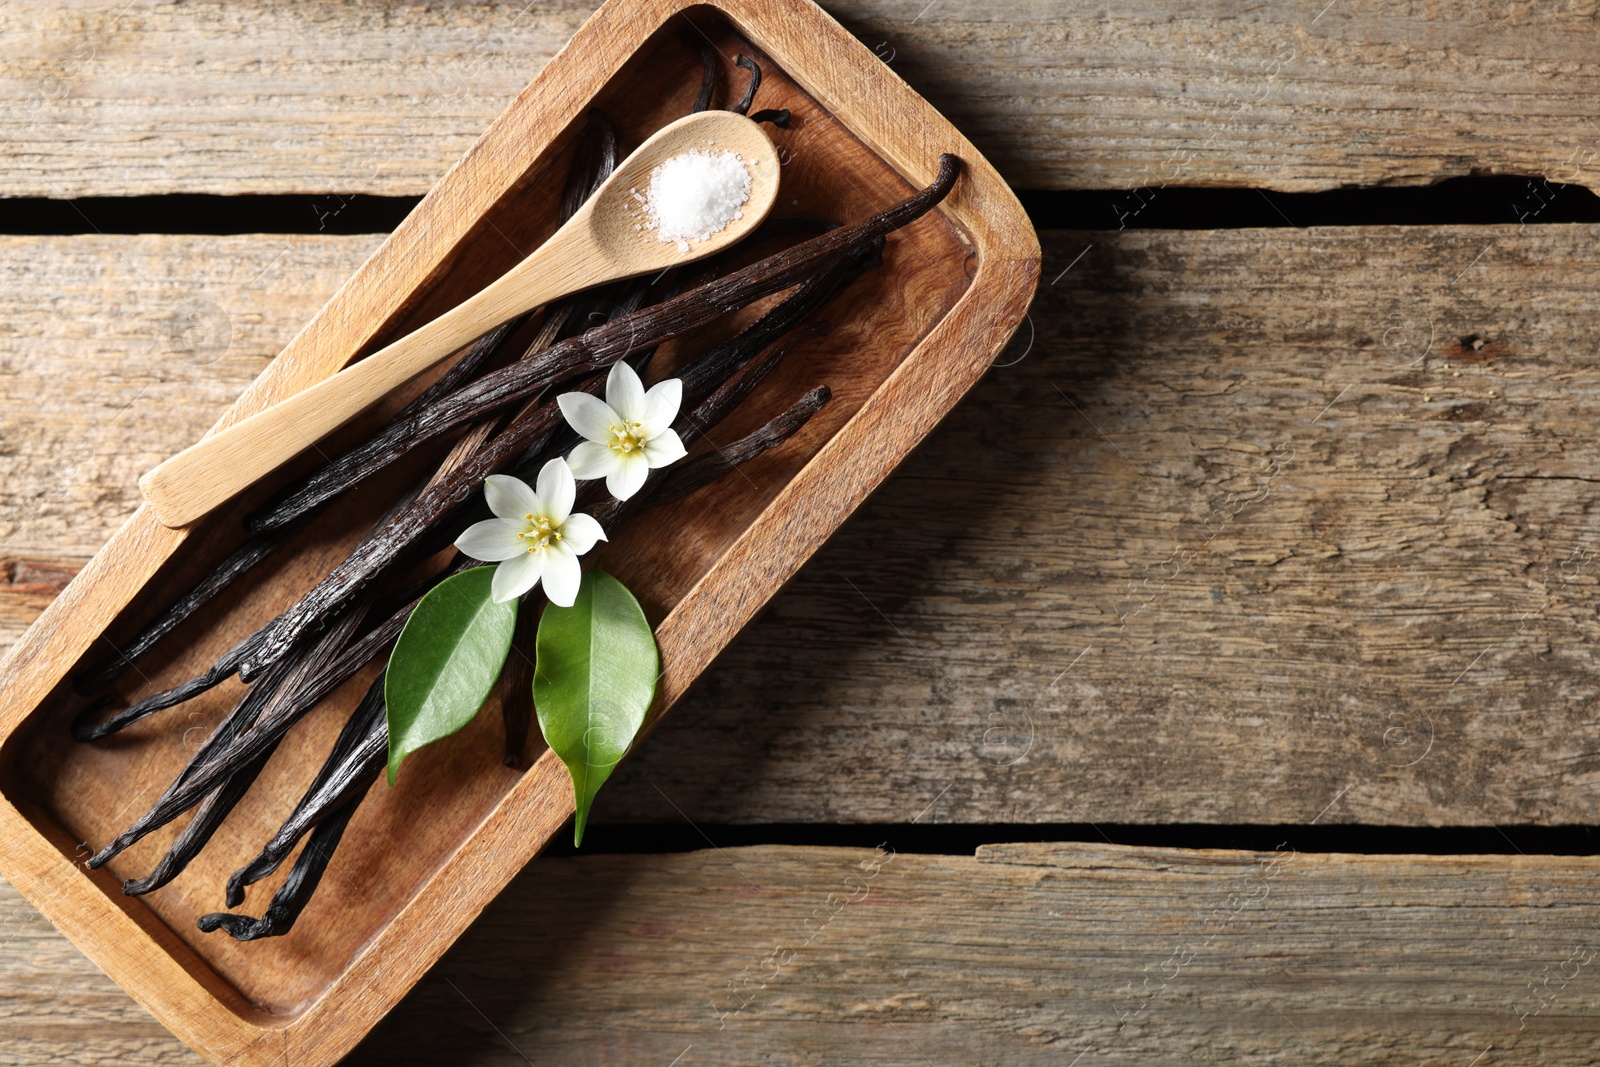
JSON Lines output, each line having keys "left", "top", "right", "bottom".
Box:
{"left": 9, "top": 843, "right": 1600, "bottom": 1064}
{"left": 7, "top": 227, "right": 1600, "bottom": 828}
{"left": 5, "top": 1, "right": 1600, "bottom": 196}
{"left": 629, "top": 223, "right": 1600, "bottom": 828}
{"left": 0, "top": 232, "right": 383, "bottom": 564}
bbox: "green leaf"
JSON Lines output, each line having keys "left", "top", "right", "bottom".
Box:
{"left": 533, "top": 569, "right": 658, "bottom": 846}
{"left": 385, "top": 566, "right": 519, "bottom": 785}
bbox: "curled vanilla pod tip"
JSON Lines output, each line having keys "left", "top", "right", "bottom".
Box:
{"left": 197, "top": 789, "right": 365, "bottom": 942}
{"left": 682, "top": 30, "right": 717, "bottom": 113}
{"left": 729, "top": 55, "right": 761, "bottom": 116}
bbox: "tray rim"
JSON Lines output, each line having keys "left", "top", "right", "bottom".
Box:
{"left": 0, "top": 0, "right": 1040, "bottom": 1062}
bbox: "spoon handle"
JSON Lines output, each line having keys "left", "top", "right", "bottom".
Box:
{"left": 139, "top": 241, "right": 583, "bottom": 529}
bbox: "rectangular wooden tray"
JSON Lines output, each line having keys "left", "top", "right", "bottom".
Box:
{"left": 0, "top": 0, "right": 1038, "bottom": 1062}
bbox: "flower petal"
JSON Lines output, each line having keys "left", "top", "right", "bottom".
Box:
{"left": 491, "top": 552, "right": 543, "bottom": 603}
{"left": 535, "top": 457, "right": 576, "bottom": 523}
{"left": 606, "top": 451, "right": 651, "bottom": 501}
{"left": 566, "top": 440, "right": 617, "bottom": 481}
{"left": 483, "top": 474, "right": 538, "bottom": 521}
{"left": 606, "top": 360, "right": 647, "bottom": 423}
{"left": 455, "top": 517, "right": 526, "bottom": 562}
{"left": 558, "top": 391, "right": 617, "bottom": 444}
{"left": 640, "top": 377, "right": 683, "bottom": 437}
{"left": 541, "top": 544, "right": 582, "bottom": 608}
{"left": 641, "top": 427, "right": 687, "bottom": 469}
{"left": 560, "top": 512, "right": 607, "bottom": 556}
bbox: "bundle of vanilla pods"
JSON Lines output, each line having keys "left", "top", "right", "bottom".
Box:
{"left": 70, "top": 45, "right": 961, "bottom": 940}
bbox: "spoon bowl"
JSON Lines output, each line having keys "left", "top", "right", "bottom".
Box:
{"left": 140, "top": 110, "right": 780, "bottom": 529}
{"left": 583, "top": 109, "right": 780, "bottom": 272}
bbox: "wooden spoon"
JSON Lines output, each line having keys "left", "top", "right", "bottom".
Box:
{"left": 140, "top": 110, "right": 780, "bottom": 529}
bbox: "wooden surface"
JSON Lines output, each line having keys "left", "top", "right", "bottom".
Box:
{"left": 9, "top": 0, "right": 1600, "bottom": 1063}
{"left": 7, "top": 0, "right": 1600, "bottom": 196}
{"left": 9, "top": 225, "right": 1600, "bottom": 830}
{"left": 11, "top": 842, "right": 1600, "bottom": 1065}
{"left": 0, "top": 0, "right": 1037, "bottom": 1062}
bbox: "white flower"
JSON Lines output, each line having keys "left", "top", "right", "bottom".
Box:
{"left": 558, "top": 361, "right": 688, "bottom": 501}
{"left": 453, "top": 460, "right": 606, "bottom": 607}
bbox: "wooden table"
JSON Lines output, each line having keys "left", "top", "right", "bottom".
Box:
{"left": 6, "top": 1, "right": 1600, "bottom": 1062}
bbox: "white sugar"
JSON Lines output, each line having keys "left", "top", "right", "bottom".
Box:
{"left": 641, "top": 148, "right": 752, "bottom": 252}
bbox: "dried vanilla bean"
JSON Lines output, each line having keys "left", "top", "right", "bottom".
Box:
{"left": 250, "top": 306, "right": 578, "bottom": 536}
{"left": 683, "top": 31, "right": 718, "bottom": 112}
{"left": 73, "top": 533, "right": 285, "bottom": 695}
{"left": 88, "top": 537, "right": 460, "bottom": 882}
{"left": 84, "top": 653, "right": 296, "bottom": 868}
{"left": 223, "top": 673, "right": 387, "bottom": 907}
{"left": 72, "top": 630, "right": 265, "bottom": 742}
{"left": 267, "top": 269, "right": 670, "bottom": 539}
{"left": 117, "top": 597, "right": 370, "bottom": 893}
{"left": 120, "top": 747, "right": 276, "bottom": 897}
{"left": 245, "top": 319, "right": 525, "bottom": 536}
{"left": 75, "top": 474, "right": 427, "bottom": 742}
{"left": 729, "top": 55, "right": 761, "bottom": 116}
{"left": 394, "top": 320, "right": 523, "bottom": 428}
{"left": 749, "top": 108, "right": 791, "bottom": 128}
{"left": 674, "top": 236, "right": 879, "bottom": 400}
{"left": 197, "top": 787, "right": 365, "bottom": 942}
{"left": 681, "top": 325, "right": 825, "bottom": 449}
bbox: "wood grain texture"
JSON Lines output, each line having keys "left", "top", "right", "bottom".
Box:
{"left": 7, "top": 0, "right": 1600, "bottom": 197}
{"left": 0, "top": 233, "right": 386, "bottom": 566}
{"left": 9, "top": 226, "right": 1600, "bottom": 832}
{"left": 10, "top": 842, "right": 1600, "bottom": 1065}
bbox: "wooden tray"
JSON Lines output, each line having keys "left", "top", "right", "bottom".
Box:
{"left": 0, "top": 0, "right": 1038, "bottom": 1062}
